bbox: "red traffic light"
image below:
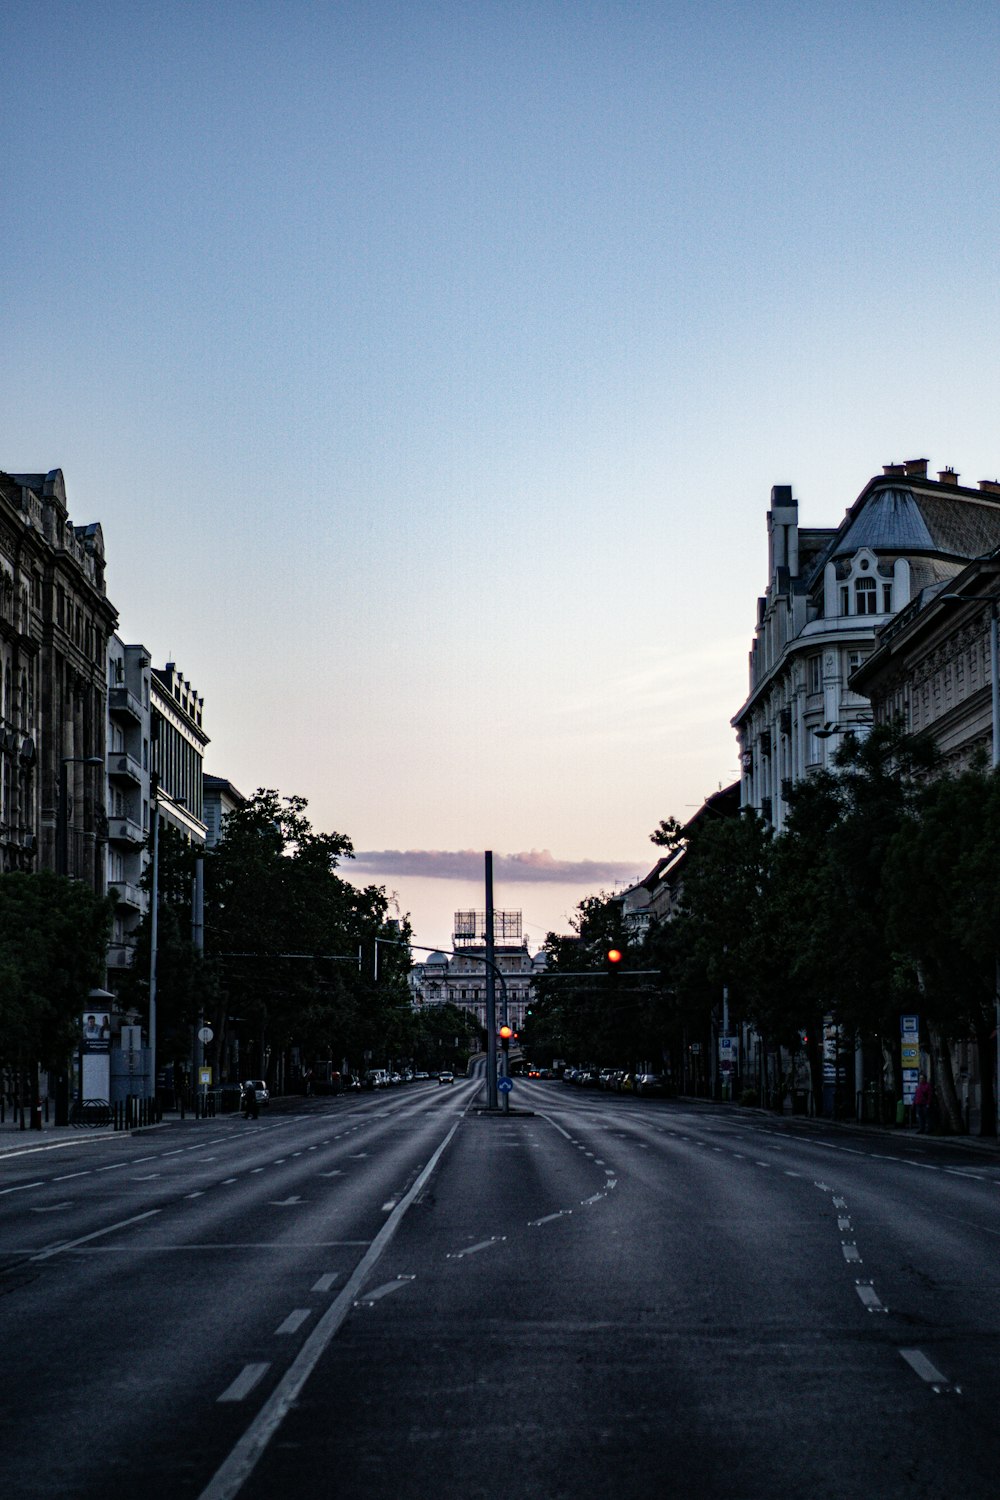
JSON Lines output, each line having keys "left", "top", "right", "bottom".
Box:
{"left": 606, "top": 948, "right": 623, "bottom": 966}
{"left": 498, "top": 1024, "right": 513, "bottom": 1040}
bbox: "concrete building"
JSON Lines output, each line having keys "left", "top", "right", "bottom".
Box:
{"left": 105, "top": 636, "right": 153, "bottom": 977}
{"left": 151, "top": 661, "right": 209, "bottom": 845}
{"left": 409, "top": 910, "right": 547, "bottom": 1037}
{"left": 0, "top": 469, "right": 116, "bottom": 891}
{"left": 733, "top": 461, "right": 1000, "bottom": 829}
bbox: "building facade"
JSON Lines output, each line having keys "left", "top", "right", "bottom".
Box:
{"left": 151, "top": 662, "right": 209, "bottom": 845}
{"left": 409, "top": 910, "right": 547, "bottom": 1037}
{"left": 733, "top": 461, "right": 1000, "bottom": 829}
{"left": 105, "top": 636, "right": 153, "bottom": 977}
{"left": 1, "top": 469, "right": 116, "bottom": 890}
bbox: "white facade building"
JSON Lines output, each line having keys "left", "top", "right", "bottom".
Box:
{"left": 409, "top": 910, "right": 548, "bottom": 1037}
{"left": 733, "top": 461, "right": 1000, "bottom": 829}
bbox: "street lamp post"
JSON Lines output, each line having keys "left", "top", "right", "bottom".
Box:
{"left": 58, "top": 755, "right": 104, "bottom": 879}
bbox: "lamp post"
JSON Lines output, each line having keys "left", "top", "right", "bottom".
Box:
{"left": 58, "top": 755, "right": 104, "bottom": 879}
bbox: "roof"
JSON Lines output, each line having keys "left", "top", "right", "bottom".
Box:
{"left": 815, "top": 480, "right": 1000, "bottom": 578}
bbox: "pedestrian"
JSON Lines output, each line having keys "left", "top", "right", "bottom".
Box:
{"left": 914, "top": 1076, "right": 932, "bottom": 1134}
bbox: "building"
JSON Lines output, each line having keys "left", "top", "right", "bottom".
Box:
{"left": 733, "top": 461, "right": 1000, "bottom": 829}
{"left": 852, "top": 545, "right": 1000, "bottom": 773}
{"left": 105, "top": 636, "right": 153, "bottom": 976}
{"left": 151, "top": 661, "right": 209, "bottom": 844}
{"left": 203, "top": 774, "right": 245, "bottom": 847}
{"left": 1, "top": 469, "right": 116, "bottom": 890}
{"left": 409, "top": 910, "right": 548, "bottom": 1037}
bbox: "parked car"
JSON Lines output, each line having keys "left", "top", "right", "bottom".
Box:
{"left": 438, "top": 1070, "right": 455, "bottom": 1085}
{"left": 636, "top": 1073, "right": 665, "bottom": 1096}
{"left": 242, "top": 1079, "right": 270, "bottom": 1108}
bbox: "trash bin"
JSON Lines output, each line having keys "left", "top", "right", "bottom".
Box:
{"left": 895, "top": 1098, "right": 905, "bottom": 1126}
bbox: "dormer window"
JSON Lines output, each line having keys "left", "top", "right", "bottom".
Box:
{"left": 855, "top": 577, "right": 877, "bottom": 614}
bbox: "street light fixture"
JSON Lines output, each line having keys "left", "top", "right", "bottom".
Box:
{"left": 58, "top": 755, "right": 104, "bottom": 878}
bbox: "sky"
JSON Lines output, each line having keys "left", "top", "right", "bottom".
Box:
{"left": 5, "top": 1, "right": 1000, "bottom": 951}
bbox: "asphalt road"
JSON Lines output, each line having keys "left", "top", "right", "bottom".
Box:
{"left": 2, "top": 1080, "right": 999, "bottom": 1499}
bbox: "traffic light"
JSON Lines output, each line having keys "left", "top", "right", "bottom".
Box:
{"left": 606, "top": 947, "right": 623, "bottom": 972}
{"left": 499, "top": 1024, "right": 513, "bottom": 1053}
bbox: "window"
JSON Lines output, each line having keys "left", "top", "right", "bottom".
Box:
{"left": 840, "top": 585, "right": 849, "bottom": 616}
{"left": 808, "top": 654, "right": 822, "bottom": 694}
{"left": 855, "top": 577, "right": 877, "bottom": 614}
{"left": 882, "top": 583, "right": 893, "bottom": 612}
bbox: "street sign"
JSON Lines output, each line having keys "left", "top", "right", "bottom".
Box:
{"left": 497, "top": 1077, "right": 513, "bottom": 1093}
{"left": 199, "top": 1067, "right": 212, "bottom": 1086}
{"left": 198, "top": 1026, "right": 213, "bottom": 1044}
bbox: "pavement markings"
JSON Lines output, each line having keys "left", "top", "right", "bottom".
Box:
{"left": 900, "top": 1347, "right": 957, "bottom": 1392}
{"left": 30, "top": 1208, "right": 160, "bottom": 1262}
{"left": 841, "top": 1243, "right": 862, "bottom": 1263}
{"left": 356, "top": 1275, "right": 416, "bottom": 1304}
{"left": 218, "top": 1364, "right": 271, "bottom": 1404}
{"left": 311, "top": 1273, "right": 341, "bottom": 1292}
{"left": 95, "top": 1162, "right": 128, "bottom": 1172}
{"left": 381, "top": 1200, "right": 398, "bottom": 1212}
{"left": 855, "top": 1281, "right": 887, "bottom": 1313}
{"left": 275, "top": 1309, "right": 312, "bottom": 1336}
{"left": 53, "top": 1171, "right": 91, "bottom": 1181}
{"left": 319, "top": 1170, "right": 344, "bottom": 1178}
{"left": 186, "top": 1192, "right": 205, "bottom": 1199}
{"left": 446, "top": 1237, "right": 506, "bottom": 1259}
{"left": 221, "top": 1178, "right": 238, "bottom": 1185}
{"left": 530, "top": 1210, "right": 571, "bottom": 1226}
{"left": 1, "top": 1181, "right": 44, "bottom": 1195}
{"left": 270, "top": 1197, "right": 304, "bottom": 1206}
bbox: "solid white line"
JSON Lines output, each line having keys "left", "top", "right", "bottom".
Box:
{"left": 0, "top": 1181, "right": 43, "bottom": 1195}
{"left": 217, "top": 1364, "right": 270, "bottom": 1403}
{"left": 197, "top": 1113, "right": 462, "bottom": 1500}
{"left": 30, "top": 1208, "right": 160, "bottom": 1261}
{"left": 275, "top": 1309, "right": 311, "bottom": 1335}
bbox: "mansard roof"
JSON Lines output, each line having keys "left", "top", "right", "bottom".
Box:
{"left": 809, "top": 477, "right": 1000, "bottom": 582}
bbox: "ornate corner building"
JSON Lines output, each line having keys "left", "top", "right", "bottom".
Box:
{"left": 732, "top": 460, "right": 1000, "bottom": 830}
{"left": 0, "top": 469, "right": 116, "bottom": 886}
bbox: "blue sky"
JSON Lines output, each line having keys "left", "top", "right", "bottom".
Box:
{"left": 5, "top": 1, "right": 1000, "bottom": 948}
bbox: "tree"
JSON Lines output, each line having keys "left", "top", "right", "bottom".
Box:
{"left": 0, "top": 870, "right": 114, "bottom": 1121}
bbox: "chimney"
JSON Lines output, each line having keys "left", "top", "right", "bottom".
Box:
{"left": 937, "top": 468, "right": 960, "bottom": 486}
{"left": 903, "top": 458, "right": 928, "bottom": 478}
{"left": 882, "top": 462, "right": 905, "bottom": 476}
{"left": 979, "top": 480, "right": 1000, "bottom": 494}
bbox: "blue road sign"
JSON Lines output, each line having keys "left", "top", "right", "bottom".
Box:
{"left": 497, "top": 1076, "right": 513, "bottom": 1093}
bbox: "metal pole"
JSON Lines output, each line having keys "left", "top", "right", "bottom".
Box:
{"left": 485, "top": 851, "right": 497, "bottom": 1110}
{"left": 58, "top": 760, "right": 69, "bottom": 877}
{"left": 149, "top": 804, "right": 158, "bottom": 1104}
{"left": 193, "top": 857, "right": 204, "bottom": 1111}
{"left": 992, "top": 604, "right": 999, "bottom": 1135}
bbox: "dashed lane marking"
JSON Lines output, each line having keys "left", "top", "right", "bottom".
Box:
{"left": 446, "top": 1237, "right": 506, "bottom": 1259}
{"left": 855, "top": 1282, "right": 887, "bottom": 1313}
{"left": 841, "top": 1243, "right": 862, "bottom": 1263}
{"left": 311, "top": 1273, "right": 341, "bottom": 1292}
{"left": 900, "top": 1347, "right": 958, "bottom": 1393}
{"left": 355, "top": 1275, "right": 416, "bottom": 1305}
{"left": 275, "top": 1309, "right": 312, "bottom": 1336}
{"left": 218, "top": 1364, "right": 270, "bottom": 1404}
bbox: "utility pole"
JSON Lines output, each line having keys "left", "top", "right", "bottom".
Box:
{"left": 485, "top": 851, "right": 498, "bottom": 1110}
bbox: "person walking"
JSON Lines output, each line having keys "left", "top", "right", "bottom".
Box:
{"left": 914, "top": 1076, "right": 932, "bottom": 1134}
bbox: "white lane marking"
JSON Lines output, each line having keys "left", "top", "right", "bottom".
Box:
{"left": 838, "top": 1217, "right": 852, "bottom": 1232}
{"left": 163, "top": 1150, "right": 185, "bottom": 1156}
{"left": 945, "top": 1169, "right": 983, "bottom": 1181}
{"left": 348, "top": 1153, "right": 368, "bottom": 1159}
{"left": 95, "top": 1162, "right": 128, "bottom": 1173}
{"left": 814, "top": 1181, "right": 831, "bottom": 1192}
{"left": 784, "top": 1171, "right": 802, "bottom": 1178}
{"left": 54, "top": 1172, "right": 91, "bottom": 1182}
{"left": 833, "top": 1196, "right": 847, "bottom": 1209}
{"left": 31, "top": 1203, "right": 72, "bottom": 1213}
{"left": 133, "top": 1156, "right": 157, "bottom": 1164}
{"left": 250, "top": 1168, "right": 264, "bottom": 1174}
{"left": 530, "top": 1211, "right": 571, "bottom": 1226}
{"left": 275, "top": 1309, "right": 312, "bottom": 1336}
{"left": 311, "top": 1273, "right": 341, "bottom": 1292}
{"left": 218, "top": 1364, "right": 271, "bottom": 1404}
{"left": 447, "top": 1237, "right": 506, "bottom": 1260}
{"left": 356, "top": 1275, "right": 416, "bottom": 1305}
{"left": 319, "top": 1171, "right": 343, "bottom": 1178}
{"left": 842, "top": 1243, "right": 862, "bottom": 1263}
{"left": 855, "top": 1282, "right": 887, "bottom": 1312}
{"left": 755, "top": 1161, "right": 770, "bottom": 1168}
{"left": 581, "top": 1192, "right": 604, "bottom": 1206}
{"left": 381, "top": 1200, "right": 398, "bottom": 1213}
{"left": 196, "top": 1114, "right": 461, "bottom": 1500}
{"left": 30, "top": 1209, "right": 160, "bottom": 1262}
{"left": 270, "top": 1197, "right": 303, "bottom": 1206}
{"left": 133, "top": 1174, "right": 161, "bottom": 1181}
{"left": 0, "top": 1181, "right": 44, "bottom": 1195}
{"left": 221, "top": 1178, "right": 238, "bottom": 1185}
{"left": 186, "top": 1192, "right": 205, "bottom": 1199}
{"left": 900, "top": 1348, "right": 955, "bottom": 1391}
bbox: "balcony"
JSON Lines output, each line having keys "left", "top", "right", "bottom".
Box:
{"left": 106, "top": 944, "right": 135, "bottom": 971}
{"left": 108, "top": 751, "right": 143, "bottom": 787}
{"left": 109, "top": 880, "right": 146, "bottom": 912}
{"left": 109, "top": 686, "right": 143, "bottom": 725}
{"left": 107, "top": 816, "right": 145, "bottom": 846}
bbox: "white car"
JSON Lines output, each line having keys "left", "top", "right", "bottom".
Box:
{"left": 243, "top": 1079, "right": 270, "bottom": 1107}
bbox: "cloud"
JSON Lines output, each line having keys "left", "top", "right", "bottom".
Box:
{"left": 350, "top": 848, "right": 645, "bottom": 885}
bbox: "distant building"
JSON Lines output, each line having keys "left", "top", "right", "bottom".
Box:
{"left": 733, "top": 461, "right": 1000, "bottom": 830}
{"left": 408, "top": 910, "right": 548, "bottom": 1037}
{"left": 0, "top": 468, "right": 116, "bottom": 890}
{"left": 203, "top": 774, "right": 245, "bottom": 846}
